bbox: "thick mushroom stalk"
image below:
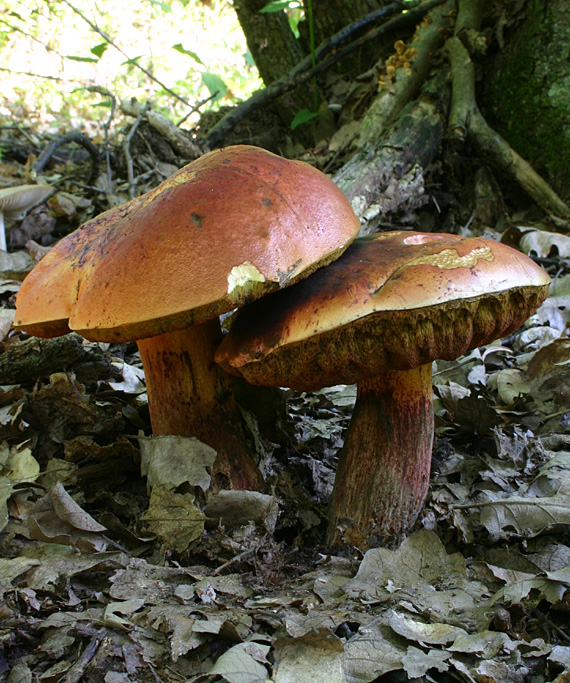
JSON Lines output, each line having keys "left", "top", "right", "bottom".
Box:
{"left": 215, "top": 231, "right": 551, "bottom": 545}
{"left": 328, "top": 365, "right": 433, "bottom": 546}
{"left": 137, "top": 321, "right": 263, "bottom": 490}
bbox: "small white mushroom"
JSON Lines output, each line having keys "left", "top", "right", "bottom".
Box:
{"left": 0, "top": 185, "right": 53, "bottom": 251}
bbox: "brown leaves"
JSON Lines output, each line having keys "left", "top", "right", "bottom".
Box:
{"left": 27, "top": 481, "right": 108, "bottom": 551}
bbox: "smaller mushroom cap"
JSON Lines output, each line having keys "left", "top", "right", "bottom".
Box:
{"left": 0, "top": 185, "right": 53, "bottom": 219}
{"left": 215, "top": 231, "right": 551, "bottom": 390}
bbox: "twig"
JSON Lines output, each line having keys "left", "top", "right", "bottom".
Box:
{"left": 532, "top": 609, "right": 570, "bottom": 644}
{"left": 34, "top": 131, "right": 100, "bottom": 183}
{"left": 0, "top": 18, "right": 63, "bottom": 56}
{"left": 212, "top": 544, "right": 261, "bottom": 576}
{"left": 206, "top": 0, "right": 447, "bottom": 149}
{"left": 61, "top": 628, "right": 107, "bottom": 683}
{"left": 0, "top": 66, "right": 67, "bottom": 82}
{"left": 450, "top": 499, "right": 559, "bottom": 510}
{"left": 85, "top": 87, "right": 116, "bottom": 191}
{"left": 178, "top": 91, "right": 219, "bottom": 128}
{"left": 123, "top": 104, "right": 151, "bottom": 199}
{"left": 61, "top": 0, "right": 191, "bottom": 109}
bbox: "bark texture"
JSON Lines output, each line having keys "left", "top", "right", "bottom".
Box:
{"left": 481, "top": 0, "right": 570, "bottom": 200}
{"left": 233, "top": 0, "right": 313, "bottom": 121}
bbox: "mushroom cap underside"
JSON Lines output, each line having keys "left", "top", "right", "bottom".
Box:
{"left": 215, "top": 231, "right": 551, "bottom": 390}
{"left": 0, "top": 185, "right": 53, "bottom": 218}
{"left": 15, "top": 146, "right": 360, "bottom": 342}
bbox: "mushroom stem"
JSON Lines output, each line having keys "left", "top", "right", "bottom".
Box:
{"left": 327, "top": 363, "right": 434, "bottom": 546}
{"left": 137, "top": 319, "right": 264, "bottom": 491}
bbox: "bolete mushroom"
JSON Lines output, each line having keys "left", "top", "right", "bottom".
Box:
{"left": 14, "top": 145, "right": 360, "bottom": 491}
{"left": 215, "top": 231, "right": 551, "bottom": 543}
{"left": 0, "top": 184, "right": 53, "bottom": 251}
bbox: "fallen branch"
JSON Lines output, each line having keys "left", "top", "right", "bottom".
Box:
{"left": 0, "top": 334, "right": 86, "bottom": 384}
{"left": 333, "top": 3, "right": 451, "bottom": 231}
{"left": 34, "top": 131, "right": 100, "bottom": 184}
{"left": 206, "top": 0, "right": 447, "bottom": 149}
{"left": 120, "top": 99, "right": 203, "bottom": 161}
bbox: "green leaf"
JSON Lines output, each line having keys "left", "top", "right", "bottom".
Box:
{"left": 201, "top": 72, "right": 227, "bottom": 100}
{"left": 290, "top": 108, "right": 317, "bottom": 130}
{"left": 149, "top": 0, "right": 172, "bottom": 12}
{"left": 67, "top": 55, "right": 98, "bottom": 63}
{"left": 90, "top": 42, "right": 107, "bottom": 59}
{"left": 260, "top": 0, "right": 301, "bottom": 13}
{"left": 121, "top": 56, "right": 142, "bottom": 66}
{"left": 243, "top": 51, "right": 256, "bottom": 67}
{"left": 172, "top": 43, "right": 204, "bottom": 66}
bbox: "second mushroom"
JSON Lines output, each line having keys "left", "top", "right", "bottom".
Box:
{"left": 215, "top": 231, "right": 551, "bottom": 545}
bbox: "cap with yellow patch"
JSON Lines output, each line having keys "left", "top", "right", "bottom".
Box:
{"left": 216, "top": 230, "right": 551, "bottom": 389}
{"left": 215, "top": 230, "right": 551, "bottom": 542}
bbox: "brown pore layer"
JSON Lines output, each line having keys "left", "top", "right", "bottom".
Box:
{"left": 221, "top": 284, "right": 549, "bottom": 391}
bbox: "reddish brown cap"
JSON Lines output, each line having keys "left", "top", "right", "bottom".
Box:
{"left": 15, "top": 146, "right": 360, "bottom": 342}
{"left": 215, "top": 231, "right": 551, "bottom": 390}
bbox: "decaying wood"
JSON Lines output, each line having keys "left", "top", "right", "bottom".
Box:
{"left": 333, "top": 3, "right": 451, "bottom": 231}
{"left": 335, "top": 71, "right": 447, "bottom": 232}
{"left": 120, "top": 99, "right": 203, "bottom": 161}
{"left": 0, "top": 334, "right": 86, "bottom": 384}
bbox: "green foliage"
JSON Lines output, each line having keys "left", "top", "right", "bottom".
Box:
{"left": 259, "top": 0, "right": 302, "bottom": 12}
{"left": 172, "top": 43, "right": 205, "bottom": 66}
{"left": 90, "top": 43, "right": 108, "bottom": 59}
{"left": 259, "top": 0, "right": 304, "bottom": 38}
{"left": 0, "top": 0, "right": 262, "bottom": 132}
{"left": 201, "top": 72, "right": 228, "bottom": 101}
{"left": 290, "top": 108, "right": 317, "bottom": 130}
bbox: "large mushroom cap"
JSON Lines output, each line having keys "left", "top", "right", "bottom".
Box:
{"left": 15, "top": 146, "right": 360, "bottom": 342}
{"left": 215, "top": 231, "right": 551, "bottom": 390}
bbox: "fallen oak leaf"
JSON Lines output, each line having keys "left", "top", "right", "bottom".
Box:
{"left": 27, "top": 481, "right": 109, "bottom": 551}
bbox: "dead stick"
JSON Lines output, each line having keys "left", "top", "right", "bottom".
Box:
{"left": 61, "top": 628, "right": 107, "bottom": 683}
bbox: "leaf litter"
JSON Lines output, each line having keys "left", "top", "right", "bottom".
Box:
{"left": 1, "top": 254, "right": 570, "bottom": 681}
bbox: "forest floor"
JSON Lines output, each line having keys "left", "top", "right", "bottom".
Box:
{"left": 1, "top": 112, "right": 570, "bottom": 683}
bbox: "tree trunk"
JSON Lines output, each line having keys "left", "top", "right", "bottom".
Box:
{"left": 480, "top": 0, "right": 570, "bottom": 201}
{"left": 303, "top": 0, "right": 386, "bottom": 73}
{"left": 233, "top": 0, "right": 313, "bottom": 123}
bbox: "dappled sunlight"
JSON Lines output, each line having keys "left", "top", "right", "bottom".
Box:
{"left": 1, "top": 0, "right": 263, "bottom": 133}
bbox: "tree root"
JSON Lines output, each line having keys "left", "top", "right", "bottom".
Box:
{"left": 448, "top": 0, "right": 570, "bottom": 226}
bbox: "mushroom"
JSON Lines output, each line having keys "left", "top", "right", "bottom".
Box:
{"left": 15, "top": 145, "right": 361, "bottom": 491}
{"left": 0, "top": 184, "right": 53, "bottom": 251}
{"left": 215, "top": 231, "right": 551, "bottom": 544}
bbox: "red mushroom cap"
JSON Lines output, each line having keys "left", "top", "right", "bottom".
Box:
{"left": 215, "top": 231, "right": 551, "bottom": 390}
{"left": 15, "top": 146, "right": 360, "bottom": 342}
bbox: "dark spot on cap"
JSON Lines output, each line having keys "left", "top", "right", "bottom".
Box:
{"left": 262, "top": 198, "right": 272, "bottom": 207}
{"left": 191, "top": 213, "right": 203, "bottom": 228}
